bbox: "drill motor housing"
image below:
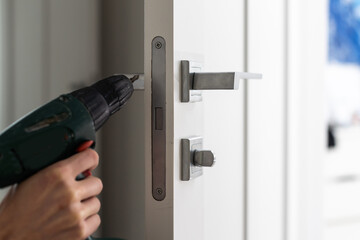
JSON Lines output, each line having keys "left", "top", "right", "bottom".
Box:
{"left": 0, "top": 75, "right": 134, "bottom": 188}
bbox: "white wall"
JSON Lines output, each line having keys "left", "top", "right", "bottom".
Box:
{"left": 287, "top": 0, "right": 327, "bottom": 240}
{"left": 323, "top": 3, "right": 360, "bottom": 239}
{"left": 47, "top": 0, "right": 101, "bottom": 99}
{"left": 12, "top": 0, "right": 46, "bottom": 119}
{"left": 326, "top": 64, "right": 360, "bottom": 126}
{"left": 323, "top": 126, "right": 360, "bottom": 240}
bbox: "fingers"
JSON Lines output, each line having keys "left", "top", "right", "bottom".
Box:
{"left": 81, "top": 197, "right": 101, "bottom": 220}
{"left": 84, "top": 214, "right": 101, "bottom": 238}
{"left": 77, "top": 176, "right": 103, "bottom": 200}
{"left": 60, "top": 149, "right": 99, "bottom": 178}
{"left": 52, "top": 214, "right": 101, "bottom": 240}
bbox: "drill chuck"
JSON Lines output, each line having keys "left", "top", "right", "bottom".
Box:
{"left": 71, "top": 75, "right": 134, "bottom": 131}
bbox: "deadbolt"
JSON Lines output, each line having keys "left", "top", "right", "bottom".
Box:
{"left": 194, "top": 150, "right": 215, "bottom": 167}
{"left": 181, "top": 137, "right": 215, "bottom": 181}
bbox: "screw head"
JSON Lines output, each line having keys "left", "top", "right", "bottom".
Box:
{"left": 155, "top": 41, "right": 162, "bottom": 49}
{"left": 156, "top": 188, "right": 163, "bottom": 195}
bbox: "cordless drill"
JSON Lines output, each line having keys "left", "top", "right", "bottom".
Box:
{"left": 0, "top": 75, "right": 136, "bottom": 240}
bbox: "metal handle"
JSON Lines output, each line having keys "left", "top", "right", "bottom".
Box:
{"left": 181, "top": 60, "right": 262, "bottom": 102}
{"left": 194, "top": 150, "right": 215, "bottom": 167}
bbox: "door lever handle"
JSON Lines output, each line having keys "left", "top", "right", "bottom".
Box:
{"left": 181, "top": 60, "right": 262, "bottom": 102}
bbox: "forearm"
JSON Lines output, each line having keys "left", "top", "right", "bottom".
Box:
{"left": 0, "top": 218, "right": 15, "bottom": 240}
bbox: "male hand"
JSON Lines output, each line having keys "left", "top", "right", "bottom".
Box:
{"left": 0, "top": 149, "right": 103, "bottom": 240}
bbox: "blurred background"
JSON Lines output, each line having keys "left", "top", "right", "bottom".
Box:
{"left": 324, "top": 0, "right": 360, "bottom": 239}
{"left": 2, "top": 0, "right": 360, "bottom": 240}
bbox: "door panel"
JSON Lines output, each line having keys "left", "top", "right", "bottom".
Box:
{"left": 247, "top": 0, "right": 286, "bottom": 239}
{"left": 173, "top": 1, "right": 205, "bottom": 239}
{"left": 145, "top": 0, "right": 246, "bottom": 239}
{"left": 202, "top": 0, "right": 245, "bottom": 239}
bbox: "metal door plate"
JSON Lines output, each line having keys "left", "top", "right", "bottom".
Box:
{"left": 152, "top": 36, "right": 166, "bottom": 201}
{"left": 181, "top": 137, "right": 203, "bottom": 181}
{"left": 181, "top": 61, "right": 203, "bottom": 103}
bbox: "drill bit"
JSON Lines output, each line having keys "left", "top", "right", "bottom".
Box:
{"left": 130, "top": 75, "right": 140, "bottom": 83}
{"left": 129, "top": 74, "right": 144, "bottom": 90}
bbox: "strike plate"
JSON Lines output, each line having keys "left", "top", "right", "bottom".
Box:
{"left": 151, "top": 36, "right": 166, "bottom": 201}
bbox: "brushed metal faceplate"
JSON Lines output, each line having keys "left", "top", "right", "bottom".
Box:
{"left": 151, "top": 36, "right": 166, "bottom": 201}
{"left": 181, "top": 137, "right": 203, "bottom": 181}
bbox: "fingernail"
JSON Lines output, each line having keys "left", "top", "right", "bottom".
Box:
{"left": 83, "top": 170, "right": 92, "bottom": 177}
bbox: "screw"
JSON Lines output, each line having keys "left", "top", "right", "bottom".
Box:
{"left": 156, "top": 188, "right": 163, "bottom": 195}
{"left": 155, "top": 41, "right": 162, "bottom": 49}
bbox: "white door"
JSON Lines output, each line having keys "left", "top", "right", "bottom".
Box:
{"left": 144, "top": 0, "right": 250, "bottom": 239}
{"left": 100, "top": 0, "right": 260, "bottom": 239}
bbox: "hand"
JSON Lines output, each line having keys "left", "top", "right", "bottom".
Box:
{"left": 0, "top": 149, "right": 103, "bottom": 240}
